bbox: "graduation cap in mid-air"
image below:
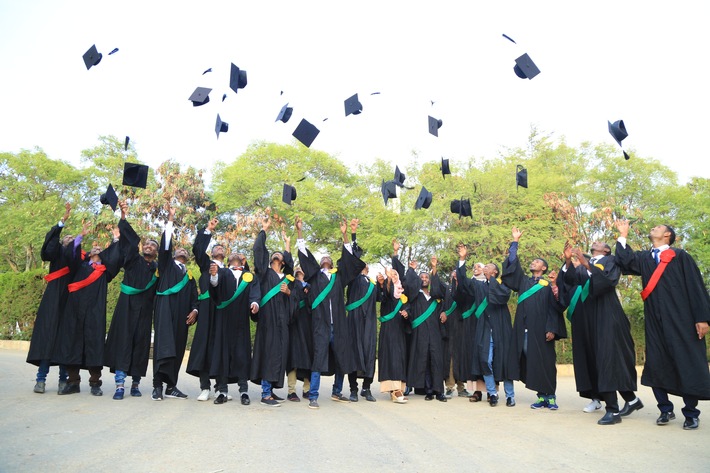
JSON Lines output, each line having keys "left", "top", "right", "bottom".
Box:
{"left": 100, "top": 184, "right": 118, "bottom": 211}
{"left": 381, "top": 180, "right": 398, "bottom": 205}
{"left": 344, "top": 93, "right": 363, "bottom": 116}
{"left": 516, "top": 165, "right": 528, "bottom": 190}
{"left": 514, "top": 53, "right": 541, "bottom": 80}
{"left": 415, "top": 186, "right": 433, "bottom": 210}
{"left": 450, "top": 198, "right": 472, "bottom": 218}
{"left": 441, "top": 158, "right": 451, "bottom": 178}
{"left": 282, "top": 183, "right": 297, "bottom": 205}
{"left": 428, "top": 116, "right": 443, "bottom": 137}
{"left": 124, "top": 136, "right": 130, "bottom": 151}
{"left": 292, "top": 119, "right": 320, "bottom": 148}
{"left": 229, "top": 63, "right": 248, "bottom": 93}
{"left": 276, "top": 103, "right": 293, "bottom": 123}
{"left": 82, "top": 44, "right": 102, "bottom": 70}
{"left": 215, "top": 114, "right": 228, "bottom": 139}
{"left": 122, "top": 163, "right": 149, "bottom": 189}
{"left": 394, "top": 166, "right": 406, "bottom": 187}
{"left": 189, "top": 87, "right": 211, "bottom": 106}
{"left": 608, "top": 119, "right": 628, "bottom": 147}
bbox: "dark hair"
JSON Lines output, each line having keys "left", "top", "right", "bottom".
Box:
{"left": 663, "top": 225, "right": 676, "bottom": 246}
{"left": 537, "top": 258, "right": 549, "bottom": 274}
{"left": 603, "top": 244, "right": 611, "bottom": 255}
{"left": 488, "top": 263, "right": 500, "bottom": 277}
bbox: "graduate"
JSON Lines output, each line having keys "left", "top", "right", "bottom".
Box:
{"left": 285, "top": 267, "right": 313, "bottom": 402}
{"left": 615, "top": 220, "right": 710, "bottom": 430}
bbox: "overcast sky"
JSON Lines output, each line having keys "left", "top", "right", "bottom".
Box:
{"left": 1, "top": 0, "right": 708, "bottom": 186}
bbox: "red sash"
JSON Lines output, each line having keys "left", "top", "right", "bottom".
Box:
{"left": 44, "top": 266, "right": 70, "bottom": 282}
{"left": 640, "top": 249, "right": 676, "bottom": 301}
{"left": 68, "top": 264, "right": 107, "bottom": 293}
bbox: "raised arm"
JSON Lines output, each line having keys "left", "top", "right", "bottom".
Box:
{"left": 253, "top": 216, "right": 271, "bottom": 276}
{"left": 193, "top": 218, "right": 216, "bottom": 271}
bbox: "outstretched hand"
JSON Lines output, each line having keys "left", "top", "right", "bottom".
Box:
{"left": 457, "top": 243, "right": 467, "bottom": 260}
{"left": 615, "top": 219, "right": 630, "bottom": 238}
{"left": 563, "top": 241, "right": 573, "bottom": 260}
{"left": 340, "top": 218, "right": 348, "bottom": 235}
{"left": 571, "top": 248, "right": 589, "bottom": 268}
{"left": 409, "top": 260, "right": 418, "bottom": 270}
{"left": 62, "top": 202, "right": 71, "bottom": 222}
{"left": 393, "top": 239, "right": 400, "bottom": 255}
{"left": 512, "top": 227, "right": 523, "bottom": 242}
{"left": 262, "top": 216, "right": 271, "bottom": 232}
{"left": 350, "top": 218, "right": 360, "bottom": 233}
{"left": 81, "top": 220, "right": 91, "bottom": 236}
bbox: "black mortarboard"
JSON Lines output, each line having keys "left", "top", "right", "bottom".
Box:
{"left": 124, "top": 136, "right": 130, "bottom": 151}
{"left": 82, "top": 44, "right": 102, "bottom": 70}
{"left": 276, "top": 103, "right": 293, "bottom": 123}
{"left": 428, "top": 116, "right": 443, "bottom": 137}
{"left": 608, "top": 120, "right": 628, "bottom": 147}
{"left": 394, "top": 166, "right": 406, "bottom": 187}
{"left": 100, "top": 184, "right": 118, "bottom": 211}
{"left": 229, "top": 63, "right": 247, "bottom": 93}
{"left": 189, "top": 87, "right": 211, "bottom": 106}
{"left": 623, "top": 150, "right": 630, "bottom": 161}
{"left": 122, "top": 163, "right": 149, "bottom": 189}
{"left": 215, "top": 114, "right": 228, "bottom": 139}
{"left": 282, "top": 183, "right": 297, "bottom": 205}
{"left": 292, "top": 119, "right": 320, "bottom": 148}
{"left": 108, "top": 48, "right": 119, "bottom": 55}
{"left": 514, "top": 53, "right": 541, "bottom": 80}
{"left": 415, "top": 186, "right": 433, "bottom": 210}
{"left": 450, "top": 198, "right": 472, "bottom": 218}
{"left": 202, "top": 68, "right": 212, "bottom": 75}
{"left": 344, "top": 93, "right": 363, "bottom": 116}
{"left": 516, "top": 165, "right": 528, "bottom": 189}
{"left": 381, "top": 180, "right": 397, "bottom": 205}
{"left": 441, "top": 158, "right": 451, "bottom": 178}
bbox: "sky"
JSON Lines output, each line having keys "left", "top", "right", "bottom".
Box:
{"left": 1, "top": 0, "right": 709, "bottom": 186}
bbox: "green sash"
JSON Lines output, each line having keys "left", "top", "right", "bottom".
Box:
{"left": 345, "top": 281, "right": 375, "bottom": 311}
{"left": 474, "top": 298, "right": 489, "bottom": 319}
{"left": 298, "top": 299, "right": 306, "bottom": 309}
{"left": 566, "top": 280, "right": 590, "bottom": 321}
{"left": 312, "top": 272, "right": 337, "bottom": 310}
{"left": 444, "top": 301, "right": 458, "bottom": 316}
{"left": 260, "top": 277, "right": 287, "bottom": 307}
{"left": 517, "top": 281, "right": 546, "bottom": 304}
{"left": 411, "top": 299, "right": 439, "bottom": 329}
{"left": 120, "top": 274, "right": 157, "bottom": 295}
{"left": 198, "top": 292, "right": 210, "bottom": 301}
{"left": 379, "top": 299, "right": 403, "bottom": 323}
{"left": 216, "top": 279, "right": 250, "bottom": 309}
{"left": 461, "top": 303, "right": 477, "bottom": 319}
{"left": 156, "top": 273, "right": 189, "bottom": 296}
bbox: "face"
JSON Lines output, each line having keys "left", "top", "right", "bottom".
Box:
{"left": 62, "top": 235, "right": 75, "bottom": 247}
{"left": 419, "top": 272, "right": 430, "bottom": 288}
{"left": 295, "top": 270, "right": 304, "bottom": 281}
{"left": 142, "top": 240, "right": 158, "bottom": 257}
{"left": 320, "top": 256, "right": 333, "bottom": 270}
{"left": 174, "top": 248, "right": 189, "bottom": 263}
{"left": 450, "top": 270, "right": 457, "bottom": 282}
{"left": 483, "top": 264, "right": 498, "bottom": 279}
{"left": 270, "top": 252, "right": 285, "bottom": 270}
{"left": 228, "top": 253, "right": 245, "bottom": 267}
{"left": 590, "top": 241, "right": 607, "bottom": 255}
{"left": 211, "top": 245, "right": 225, "bottom": 259}
{"left": 649, "top": 225, "right": 672, "bottom": 243}
{"left": 89, "top": 246, "right": 102, "bottom": 262}
{"left": 361, "top": 264, "right": 369, "bottom": 275}
{"left": 530, "top": 259, "right": 547, "bottom": 273}
{"left": 473, "top": 264, "right": 484, "bottom": 276}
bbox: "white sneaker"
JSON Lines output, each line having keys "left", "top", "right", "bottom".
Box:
{"left": 583, "top": 399, "right": 602, "bottom": 413}
{"left": 197, "top": 389, "right": 210, "bottom": 401}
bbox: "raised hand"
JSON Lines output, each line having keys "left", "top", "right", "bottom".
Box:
{"left": 571, "top": 248, "right": 589, "bottom": 268}
{"left": 209, "top": 262, "right": 218, "bottom": 276}
{"left": 457, "top": 243, "right": 467, "bottom": 260}
{"left": 62, "top": 202, "right": 71, "bottom": 222}
{"left": 112, "top": 226, "right": 121, "bottom": 240}
{"left": 430, "top": 256, "right": 438, "bottom": 268}
{"left": 340, "top": 218, "right": 348, "bottom": 235}
{"left": 167, "top": 205, "right": 176, "bottom": 222}
{"left": 393, "top": 239, "right": 400, "bottom": 255}
{"left": 409, "top": 260, "right": 418, "bottom": 270}
{"left": 119, "top": 200, "right": 128, "bottom": 220}
{"left": 350, "top": 218, "right": 360, "bottom": 233}
{"left": 262, "top": 215, "right": 271, "bottom": 232}
{"left": 512, "top": 226, "right": 523, "bottom": 242}
{"left": 295, "top": 216, "right": 302, "bottom": 231}
{"left": 563, "top": 241, "right": 573, "bottom": 260}
{"left": 615, "top": 218, "right": 630, "bottom": 238}
{"left": 81, "top": 220, "right": 92, "bottom": 236}
{"left": 207, "top": 218, "right": 218, "bottom": 232}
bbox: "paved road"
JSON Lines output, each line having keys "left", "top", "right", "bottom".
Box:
{"left": 1, "top": 347, "right": 708, "bottom": 472}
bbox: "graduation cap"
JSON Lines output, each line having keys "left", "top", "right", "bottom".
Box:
{"left": 189, "top": 87, "right": 211, "bottom": 106}
{"left": 229, "top": 63, "right": 247, "bottom": 93}
{"left": 292, "top": 119, "right": 320, "bottom": 148}
{"left": 502, "top": 33, "right": 517, "bottom": 44}
{"left": 608, "top": 120, "right": 628, "bottom": 147}
{"left": 394, "top": 166, "right": 406, "bottom": 187}
{"left": 516, "top": 165, "right": 528, "bottom": 190}
{"left": 415, "top": 186, "right": 433, "bottom": 210}
{"left": 276, "top": 103, "right": 293, "bottom": 123}
{"left": 122, "top": 163, "right": 149, "bottom": 189}
{"left": 108, "top": 48, "right": 119, "bottom": 55}
{"left": 381, "top": 180, "right": 397, "bottom": 205}
{"left": 344, "top": 93, "right": 363, "bottom": 116}
{"left": 215, "top": 114, "right": 228, "bottom": 139}
{"left": 428, "top": 116, "right": 443, "bottom": 137}
{"left": 202, "top": 67, "right": 212, "bottom": 75}
{"left": 124, "top": 136, "right": 130, "bottom": 151}
{"left": 441, "top": 158, "right": 451, "bottom": 178}
{"left": 623, "top": 150, "right": 630, "bottom": 161}
{"left": 450, "top": 198, "right": 472, "bottom": 218}
{"left": 514, "top": 53, "right": 541, "bottom": 80}
{"left": 82, "top": 44, "right": 102, "bottom": 70}
{"left": 282, "top": 183, "right": 297, "bottom": 205}
{"left": 100, "top": 184, "right": 118, "bottom": 211}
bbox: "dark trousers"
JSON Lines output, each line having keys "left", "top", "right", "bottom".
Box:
{"left": 348, "top": 372, "right": 373, "bottom": 391}
{"left": 652, "top": 387, "right": 700, "bottom": 419}
{"left": 599, "top": 390, "right": 636, "bottom": 413}
{"left": 67, "top": 366, "right": 102, "bottom": 386}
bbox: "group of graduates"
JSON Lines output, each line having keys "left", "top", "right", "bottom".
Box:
{"left": 26, "top": 201, "right": 710, "bottom": 428}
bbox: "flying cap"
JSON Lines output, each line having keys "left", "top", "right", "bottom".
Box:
{"left": 623, "top": 150, "right": 630, "bottom": 161}
{"left": 516, "top": 165, "right": 528, "bottom": 189}
{"left": 122, "top": 163, "right": 149, "bottom": 189}
{"left": 450, "top": 198, "right": 472, "bottom": 218}
{"left": 514, "top": 53, "right": 540, "bottom": 80}
{"left": 100, "top": 184, "right": 118, "bottom": 211}
{"left": 282, "top": 183, "right": 297, "bottom": 205}
{"left": 381, "top": 180, "right": 397, "bottom": 205}
{"left": 82, "top": 44, "right": 102, "bottom": 70}
{"left": 428, "top": 116, "right": 443, "bottom": 136}
{"left": 292, "top": 119, "right": 320, "bottom": 147}
{"left": 215, "top": 114, "right": 229, "bottom": 138}
{"left": 276, "top": 103, "right": 293, "bottom": 123}
{"left": 415, "top": 186, "right": 433, "bottom": 210}
{"left": 124, "top": 136, "right": 130, "bottom": 151}
{"left": 229, "top": 63, "right": 248, "bottom": 93}
{"left": 189, "top": 87, "right": 211, "bottom": 106}
{"left": 344, "top": 93, "right": 363, "bottom": 116}
{"left": 394, "top": 166, "right": 406, "bottom": 187}
{"left": 608, "top": 120, "right": 628, "bottom": 147}
{"left": 441, "top": 158, "right": 451, "bottom": 178}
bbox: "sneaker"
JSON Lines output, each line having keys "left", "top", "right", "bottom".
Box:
{"left": 489, "top": 394, "right": 499, "bottom": 407}
{"left": 287, "top": 393, "right": 301, "bottom": 402}
{"left": 197, "top": 389, "right": 210, "bottom": 401}
{"left": 530, "top": 396, "right": 548, "bottom": 409}
{"left": 459, "top": 389, "right": 472, "bottom": 398}
{"left": 130, "top": 385, "right": 142, "bottom": 397}
{"left": 270, "top": 391, "right": 285, "bottom": 403}
{"left": 362, "top": 389, "right": 376, "bottom": 402}
{"left": 214, "top": 392, "right": 227, "bottom": 404}
{"left": 57, "top": 380, "right": 67, "bottom": 394}
{"left": 444, "top": 389, "right": 454, "bottom": 399}
{"left": 165, "top": 386, "right": 188, "bottom": 399}
{"left": 547, "top": 398, "right": 559, "bottom": 410}
{"left": 113, "top": 388, "right": 125, "bottom": 400}
{"left": 331, "top": 393, "right": 350, "bottom": 403}
{"left": 583, "top": 399, "right": 603, "bottom": 413}
{"left": 226, "top": 394, "right": 233, "bottom": 401}
{"left": 506, "top": 397, "right": 516, "bottom": 407}
{"left": 308, "top": 399, "right": 320, "bottom": 409}
{"left": 90, "top": 385, "right": 103, "bottom": 396}
{"left": 261, "top": 397, "right": 281, "bottom": 407}
{"left": 241, "top": 393, "right": 250, "bottom": 405}
{"left": 33, "top": 381, "right": 46, "bottom": 394}
{"left": 349, "top": 390, "right": 359, "bottom": 402}
{"left": 151, "top": 387, "right": 163, "bottom": 401}
{"left": 59, "top": 383, "right": 80, "bottom": 395}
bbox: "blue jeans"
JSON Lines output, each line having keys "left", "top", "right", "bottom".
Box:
{"left": 262, "top": 380, "right": 272, "bottom": 399}
{"left": 309, "top": 325, "right": 344, "bottom": 400}
{"left": 114, "top": 370, "right": 141, "bottom": 386}
{"left": 37, "top": 360, "right": 67, "bottom": 383}
{"left": 483, "top": 335, "right": 514, "bottom": 399}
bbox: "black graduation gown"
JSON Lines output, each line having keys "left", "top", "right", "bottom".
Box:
{"left": 377, "top": 256, "right": 410, "bottom": 383}
{"left": 299, "top": 244, "right": 365, "bottom": 375}
{"left": 209, "top": 266, "right": 260, "bottom": 384}
{"left": 346, "top": 273, "right": 379, "bottom": 378}
{"left": 405, "top": 269, "right": 446, "bottom": 390}
{"left": 53, "top": 239, "right": 122, "bottom": 368}
{"left": 502, "top": 256, "right": 567, "bottom": 394}
{"left": 153, "top": 230, "right": 198, "bottom": 387}
{"left": 27, "top": 224, "right": 74, "bottom": 366}
{"left": 452, "top": 266, "right": 480, "bottom": 382}
{"left": 186, "top": 228, "right": 216, "bottom": 378}
{"left": 250, "top": 229, "right": 293, "bottom": 386}
{"left": 288, "top": 280, "right": 313, "bottom": 378}
{"left": 615, "top": 243, "right": 710, "bottom": 399}
{"left": 104, "top": 219, "right": 157, "bottom": 377}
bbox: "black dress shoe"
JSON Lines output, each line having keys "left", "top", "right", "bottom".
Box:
{"left": 424, "top": 393, "right": 434, "bottom": 401}
{"left": 435, "top": 393, "right": 447, "bottom": 402}
{"left": 656, "top": 411, "right": 676, "bottom": 425}
{"left": 59, "top": 383, "right": 80, "bottom": 395}
{"left": 489, "top": 394, "right": 499, "bottom": 407}
{"left": 683, "top": 417, "right": 700, "bottom": 430}
{"left": 619, "top": 399, "right": 644, "bottom": 417}
{"left": 241, "top": 393, "right": 250, "bottom": 405}
{"left": 597, "top": 411, "right": 622, "bottom": 425}
{"left": 214, "top": 393, "right": 227, "bottom": 404}
{"left": 469, "top": 391, "right": 482, "bottom": 403}
{"left": 362, "top": 389, "right": 376, "bottom": 402}
{"left": 506, "top": 397, "right": 516, "bottom": 407}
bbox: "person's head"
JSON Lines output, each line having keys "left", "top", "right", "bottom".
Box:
{"left": 174, "top": 247, "right": 189, "bottom": 263}
{"left": 319, "top": 255, "right": 333, "bottom": 270}
{"left": 483, "top": 263, "right": 499, "bottom": 280}
{"left": 211, "top": 244, "right": 226, "bottom": 260}
{"left": 529, "top": 258, "right": 548, "bottom": 275}
{"left": 228, "top": 253, "right": 246, "bottom": 268}
{"left": 473, "top": 262, "right": 485, "bottom": 276}
{"left": 450, "top": 269, "right": 457, "bottom": 282}
{"left": 61, "top": 234, "right": 75, "bottom": 247}
{"left": 89, "top": 245, "right": 102, "bottom": 263}
{"left": 419, "top": 272, "right": 430, "bottom": 289}
{"left": 295, "top": 268, "right": 304, "bottom": 282}
{"left": 270, "top": 251, "right": 285, "bottom": 270}
{"left": 361, "top": 264, "right": 369, "bottom": 276}
{"left": 589, "top": 241, "right": 611, "bottom": 257}
{"left": 386, "top": 268, "right": 399, "bottom": 284}
{"left": 142, "top": 239, "right": 158, "bottom": 259}
{"left": 649, "top": 224, "right": 676, "bottom": 246}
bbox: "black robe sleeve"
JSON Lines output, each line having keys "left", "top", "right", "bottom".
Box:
{"left": 501, "top": 251, "right": 526, "bottom": 293}
{"left": 589, "top": 255, "right": 620, "bottom": 298}
{"left": 403, "top": 267, "right": 421, "bottom": 301}
{"left": 614, "top": 241, "right": 643, "bottom": 276}
{"left": 99, "top": 239, "right": 123, "bottom": 282}
{"left": 254, "top": 230, "right": 270, "bottom": 277}
{"left": 336, "top": 244, "right": 366, "bottom": 287}
{"left": 298, "top": 247, "right": 320, "bottom": 283}
{"left": 392, "top": 255, "right": 406, "bottom": 281}
{"left": 41, "top": 224, "right": 63, "bottom": 262}
{"left": 193, "top": 228, "right": 212, "bottom": 273}
{"left": 158, "top": 228, "right": 173, "bottom": 275}
{"left": 428, "top": 273, "right": 446, "bottom": 300}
